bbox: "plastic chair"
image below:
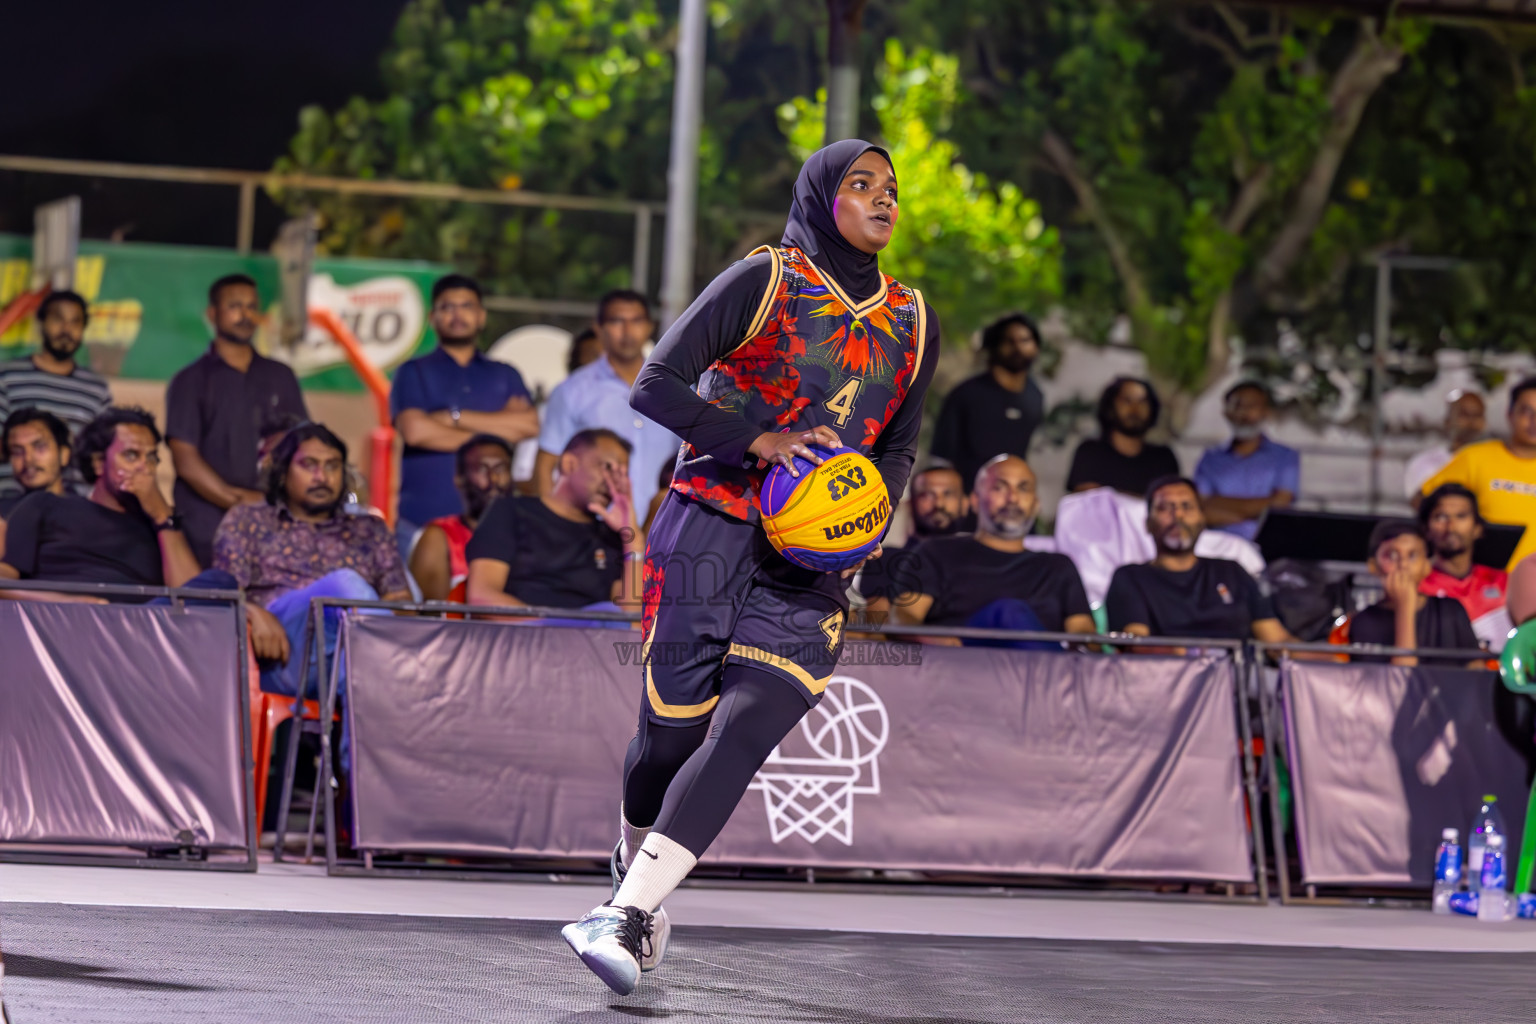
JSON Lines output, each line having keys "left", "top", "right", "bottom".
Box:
{"left": 249, "top": 673, "right": 334, "bottom": 833}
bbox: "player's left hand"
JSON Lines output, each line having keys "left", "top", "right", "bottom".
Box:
{"left": 839, "top": 542, "right": 882, "bottom": 580}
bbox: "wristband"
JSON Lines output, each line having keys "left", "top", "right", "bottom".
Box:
{"left": 156, "top": 512, "right": 186, "bottom": 533}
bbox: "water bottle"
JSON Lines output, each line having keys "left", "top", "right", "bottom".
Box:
{"left": 1433, "top": 827, "right": 1462, "bottom": 914}
{"left": 1448, "top": 890, "right": 1479, "bottom": 916}
{"left": 1477, "top": 833, "right": 1509, "bottom": 922}
{"left": 1468, "top": 795, "right": 1505, "bottom": 893}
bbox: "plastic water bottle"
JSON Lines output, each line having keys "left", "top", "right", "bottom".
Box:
{"left": 1477, "top": 834, "right": 1509, "bottom": 922}
{"left": 1468, "top": 795, "right": 1505, "bottom": 893}
{"left": 1433, "top": 827, "right": 1462, "bottom": 914}
{"left": 1449, "top": 891, "right": 1479, "bottom": 916}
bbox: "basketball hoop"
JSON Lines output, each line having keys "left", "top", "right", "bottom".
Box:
{"left": 748, "top": 676, "right": 889, "bottom": 846}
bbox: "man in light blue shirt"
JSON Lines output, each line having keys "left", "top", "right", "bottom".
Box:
{"left": 1194, "top": 381, "right": 1299, "bottom": 541}
{"left": 537, "top": 289, "right": 680, "bottom": 517}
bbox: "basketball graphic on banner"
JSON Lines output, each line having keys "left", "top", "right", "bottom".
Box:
{"left": 760, "top": 446, "right": 889, "bottom": 572}
{"left": 749, "top": 675, "right": 889, "bottom": 846}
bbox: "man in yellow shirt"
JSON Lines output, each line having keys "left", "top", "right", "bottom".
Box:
{"left": 1423, "top": 377, "right": 1536, "bottom": 570}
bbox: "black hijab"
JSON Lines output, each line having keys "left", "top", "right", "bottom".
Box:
{"left": 781, "top": 139, "right": 892, "bottom": 303}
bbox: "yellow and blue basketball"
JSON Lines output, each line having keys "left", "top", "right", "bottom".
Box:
{"left": 760, "top": 446, "right": 890, "bottom": 572}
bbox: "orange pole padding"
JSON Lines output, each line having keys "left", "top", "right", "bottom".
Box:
{"left": 307, "top": 307, "right": 398, "bottom": 527}
{"left": 0, "top": 286, "right": 50, "bottom": 339}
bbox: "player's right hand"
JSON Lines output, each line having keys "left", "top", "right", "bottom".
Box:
{"left": 750, "top": 426, "right": 843, "bottom": 478}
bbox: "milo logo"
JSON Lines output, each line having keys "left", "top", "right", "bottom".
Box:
{"left": 822, "top": 496, "right": 890, "bottom": 540}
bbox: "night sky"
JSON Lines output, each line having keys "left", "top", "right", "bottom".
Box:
{"left": 1, "top": 0, "right": 413, "bottom": 244}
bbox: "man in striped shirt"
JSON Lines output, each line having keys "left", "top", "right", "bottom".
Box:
{"left": 0, "top": 290, "right": 112, "bottom": 499}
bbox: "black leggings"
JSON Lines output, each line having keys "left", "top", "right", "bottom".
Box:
{"left": 621, "top": 664, "right": 810, "bottom": 858}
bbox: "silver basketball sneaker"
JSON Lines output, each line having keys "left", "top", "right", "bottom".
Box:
{"left": 609, "top": 841, "right": 671, "bottom": 972}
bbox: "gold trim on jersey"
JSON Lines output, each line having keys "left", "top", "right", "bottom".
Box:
{"left": 911, "top": 287, "right": 929, "bottom": 383}
{"left": 740, "top": 244, "right": 785, "bottom": 343}
{"left": 728, "top": 642, "right": 833, "bottom": 695}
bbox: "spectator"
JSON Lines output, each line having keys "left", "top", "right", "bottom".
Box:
{"left": 1067, "top": 377, "right": 1180, "bottom": 497}
{"left": 929, "top": 313, "right": 1045, "bottom": 492}
{"left": 1194, "top": 382, "right": 1299, "bottom": 541}
{"left": 409, "top": 434, "right": 514, "bottom": 602}
{"left": 466, "top": 428, "right": 644, "bottom": 616}
{"left": 0, "top": 290, "right": 112, "bottom": 499}
{"left": 1340, "top": 520, "right": 1478, "bottom": 667}
{"left": 0, "top": 407, "right": 218, "bottom": 600}
{"left": 858, "top": 465, "right": 969, "bottom": 623}
{"left": 1106, "top": 475, "right": 1294, "bottom": 645}
{"left": 0, "top": 408, "right": 72, "bottom": 555}
{"left": 536, "top": 289, "right": 679, "bottom": 518}
{"left": 568, "top": 326, "right": 602, "bottom": 374}
{"left": 1418, "top": 482, "right": 1509, "bottom": 650}
{"left": 214, "top": 423, "right": 409, "bottom": 713}
{"left": 1406, "top": 390, "right": 1486, "bottom": 503}
{"left": 391, "top": 274, "right": 538, "bottom": 549}
{"left": 166, "top": 274, "right": 308, "bottom": 566}
{"left": 1422, "top": 376, "right": 1536, "bottom": 570}
{"left": 2, "top": 408, "right": 71, "bottom": 513}
{"left": 893, "top": 455, "right": 1094, "bottom": 642}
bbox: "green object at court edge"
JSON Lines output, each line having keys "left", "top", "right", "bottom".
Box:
{"left": 1498, "top": 618, "right": 1536, "bottom": 894}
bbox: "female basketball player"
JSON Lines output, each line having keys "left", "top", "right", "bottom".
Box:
{"left": 562, "top": 139, "right": 939, "bottom": 994}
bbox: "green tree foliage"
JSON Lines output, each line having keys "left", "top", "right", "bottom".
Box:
{"left": 884, "top": 0, "right": 1536, "bottom": 422}
{"left": 778, "top": 41, "right": 1062, "bottom": 344}
{"left": 275, "top": 0, "right": 823, "bottom": 301}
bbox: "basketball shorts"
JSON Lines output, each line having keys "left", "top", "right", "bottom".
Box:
{"left": 639, "top": 490, "right": 850, "bottom": 724}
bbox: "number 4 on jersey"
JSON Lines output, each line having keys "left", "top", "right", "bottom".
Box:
{"left": 823, "top": 377, "right": 862, "bottom": 428}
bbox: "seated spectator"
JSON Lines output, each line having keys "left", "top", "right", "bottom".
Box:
{"left": 1337, "top": 520, "right": 1478, "bottom": 667}
{"left": 0, "top": 408, "right": 73, "bottom": 553}
{"left": 1106, "top": 476, "right": 1294, "bottom": 647}
{"left": 1194, "top": 382, "right": 1298, "bottom": 541}
{"left": 568, "top": 326, "right": 602, "bottom": 374}
{"left": 893, "top": 455, "right": 1094, "bottom": 644}
{"left": 1418, "top": 483, "right": 1510, "bottom": 651}
{"left": 536, "top": 289, "right": 679, "bottom": 519}
{"left": 929, "top": 313, "right": 1045, "bottom": 493}
{"left": 858, "top": 465, "right": 970, "bottom": 624}
{"left": 466, "top": 428, "right": 644, "bottom": 619}
{"left": 409, "top": 434, "right": 514, "bottom": 602}
{"left": 1406, "top": 389, "right": 1485, "bottom": 504}
{"left": 214, "top": 423, "right": 409, "bottom": 718}
{"left": 0, "top": 407, "right": 220, "bottom": 600}
{"left": 1067, "top": 377, "right": 1180, "bottom": 497}
{"left": 1422, "top": 377, "right": 1536, "bottom": 571}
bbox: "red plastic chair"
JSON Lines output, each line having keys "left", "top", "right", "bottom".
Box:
{"left": 248, "top": 642, "right": 337, "bottom": 832}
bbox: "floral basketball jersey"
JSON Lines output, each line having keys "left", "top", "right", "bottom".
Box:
{"left": 672, "top": 245, "right": 928, "bottom": 524}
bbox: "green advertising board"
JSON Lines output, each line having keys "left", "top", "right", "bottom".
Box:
{"left": 0, "top": 234, "right": 451, "bottom": 392}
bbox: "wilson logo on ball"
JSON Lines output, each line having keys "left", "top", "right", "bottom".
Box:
{"left": 822, "top": 497, "right": 890, "bottom": 540}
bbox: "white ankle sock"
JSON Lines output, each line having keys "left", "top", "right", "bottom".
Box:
{"left": 612, "top": 832, "right": 696, "bottom": 913}
{"left": 620, "top": 811, "right": 650, "bottom": 871}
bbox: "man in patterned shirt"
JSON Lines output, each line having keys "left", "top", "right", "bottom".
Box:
{"left": 214, "top": 422, "right": 407, "bottom": 762}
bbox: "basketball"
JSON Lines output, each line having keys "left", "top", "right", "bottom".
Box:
{"left": 760, "top": 445, "right": 890, "bottom": 571}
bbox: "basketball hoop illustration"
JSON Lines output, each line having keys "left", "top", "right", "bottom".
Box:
{"left": 748, "top": 675, "right": 889, "bottom": 845}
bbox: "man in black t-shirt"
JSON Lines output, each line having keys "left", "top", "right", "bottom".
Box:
{"left": 0, "top": 407, "right": 217, "bottom": 600}
{"left": 893, "top": 455, "right": 1093, "bottom": 642}
{"left": 857, "top": 464, "right": 970, "bottom": 623}
{"left": 466, "top": 428, "right": 644, "bottom": 617}
{"left": 1066, "top": 377, "right": 1180, "bottom": 497}
{"left": 929, "top": 313, "right": 1046, "bottom": 492}
{"left": 1107, "top": 475, "right": 1294, "bottom": 648}
{"left": 0, "top": 409, "right": 73, "bottom": 556}
{"left": 1340, "top": 519, "right": 1480, "bottom": 666}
